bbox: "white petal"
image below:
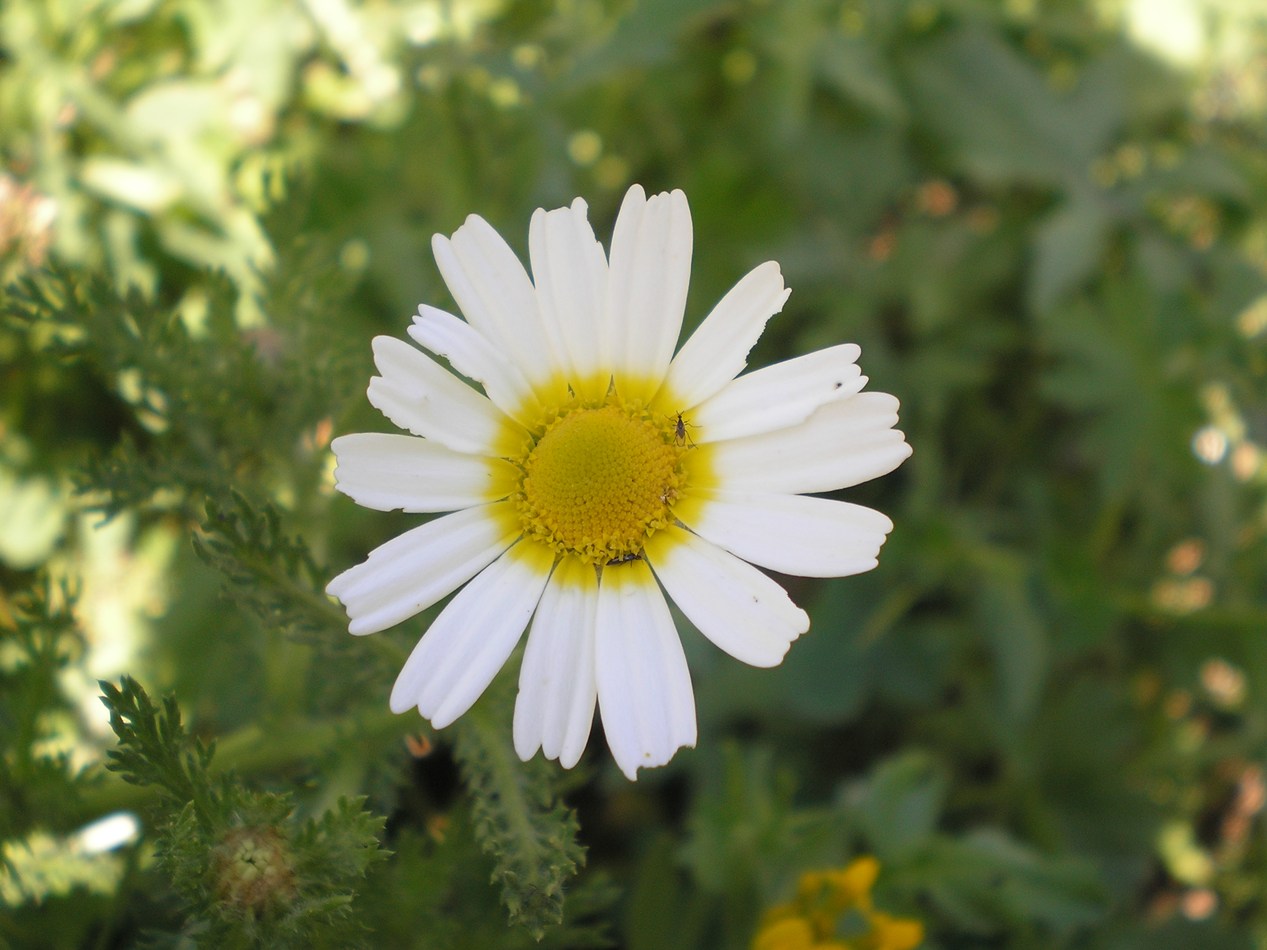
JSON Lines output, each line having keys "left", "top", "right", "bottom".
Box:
{"left": 409, "top": 306, "right": 536, "bottom": 422}
{"left": 332, "top": 433, "right": 517, "bottom": 512}
{"left": 529, "top": 198, "right": 609, "bottom": 398}
{"left": 326, "top": 502, "right": 519, "bottom": 635}
{"left": 659, "top": 262, "right": 790, "bottom": 410}
{"left": 390, "top": 540, "right": 555, "bottom": 727}
{"left": 595, "top": 561, "right": 696, "bottom": 780}
{"left": 367, "top": 336, "right": 519, "bottom": 455}
{"left": 645, "top": 526, "right": 808, "bottom": 668}
{"left": 689, "top": 344, "right": 865, "bottom": 443}
{"left": 677, "top": 489, "right": 894, "bottom": 579}
{"left": 606, "top": 186, "right": 692, "bottom": 400}
{"left": 514, "top": 557, "right": 598, "bottom": 769}
{"left": 710, "top": 392, "right": 912, "bottom": 495}
{"left": 431, "top": 215, "right": 561, "bottom": 390}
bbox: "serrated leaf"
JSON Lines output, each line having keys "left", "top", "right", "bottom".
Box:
{"left": 453, "top": 674, "right": 585, "bottom": 940}
{"left": 99, "top": 675, "right": 219, "bottom": 821}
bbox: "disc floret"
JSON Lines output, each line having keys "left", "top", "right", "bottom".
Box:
{"left": 512, "top": 389, "right": 691, "bottom": 565}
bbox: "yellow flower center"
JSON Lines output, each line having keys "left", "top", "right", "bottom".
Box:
{"left": 512, "top": 392, "right": 690, "bottom": 565}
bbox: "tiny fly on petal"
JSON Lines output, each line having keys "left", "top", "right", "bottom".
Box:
{"left": 674, "top": 412, "right": 696, "bottom": 447}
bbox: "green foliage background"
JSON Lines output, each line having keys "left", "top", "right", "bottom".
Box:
{"left": 3, "top": 0, "right": 1267, "bottom": 947}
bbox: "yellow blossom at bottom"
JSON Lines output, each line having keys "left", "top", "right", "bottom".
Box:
{"left": 864, "top": 912, "right": 925, "bottom": 950}
{"left": 753, "top": 916, "right": 816, "bottom": 950}
{"left": 751, "top": 857, "right": 924, "bottom": 950}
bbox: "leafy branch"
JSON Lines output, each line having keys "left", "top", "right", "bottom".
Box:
{"left": 100, "top": 675, "right": 220, "bottom": 828}
{"left": 192, "top": 490, "right": 345, "bottom": 639}
{"left": 3, "top": 263, "right": 358, "bottom": 523}
{"left": 0, "top": 576, "right": 87, "bottom": 846}
{"left": 98, "top": 677, "right": 387, "bottom": 947}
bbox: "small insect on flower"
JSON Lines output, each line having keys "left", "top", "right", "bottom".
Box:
{"left": 606, "top": 552, "right": 644, "bottom": 566}
{"left": 673, "top": 412, "right": 695, "bottom": 447}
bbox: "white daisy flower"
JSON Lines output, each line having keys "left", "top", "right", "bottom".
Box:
{"left": 327, "top": 185, "right": 911, "bottom": 779}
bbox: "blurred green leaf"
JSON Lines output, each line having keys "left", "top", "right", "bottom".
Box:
{"left": 816, "top": 32, "right": 908, "bottom": 121}
{"left": 975, "top": 570, "right": 1050, "bottom": 730}
{"left": 906, "top": 26, "right": 1118, "bottom": 185}
{"left": 567, "top": 0, "right": 723, "bottom": 82}
{"left": 845, "top": 750, "right": 947, "bottom": 861}
{"left": 917, "top": 829, "right": 1105, "bottom": 937}
{"left": 625, "top": 835, "right": 703, "bottom": 950}
{"left": 1028, "top": 199, "right": 1110, "bottom": 314}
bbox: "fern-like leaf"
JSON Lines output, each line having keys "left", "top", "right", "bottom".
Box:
{"left": 453, "top": 673, "right": 586, "bottom": 940}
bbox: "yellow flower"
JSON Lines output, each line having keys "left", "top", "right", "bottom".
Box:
{"left": 863, "top": 912, "right": 925, "bottom": 950}
{"left": 754, "top": 857, "right": 924, "bottom": 950}
{"left": 753, "top": 916, "right": 817, "bottom": 950}
{"left": 798, "top": 855, "right": 880, "bottom": 913}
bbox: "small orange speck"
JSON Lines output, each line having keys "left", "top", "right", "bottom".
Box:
{"left": 1239, "top": 766, "right": 1266, "bottom": 815}
{"left": 426, "top": 814, "right": 450, "bottom": 842}
{"left": 1163, "top": 689, "right": 1193, "bottom": 720}
{"left": 917, "top": 180, "right": 958, "bottom": 217}
{"left": 868, "top": 231, "right": 896, "bottom": 262}
{"left": 1166, "top": 539, "right": 1205, "bottom": 575}
{"left": 314, "top": 417, "right": 334, "bottom": 449}
{"left": 1181, "top": 888, "right": 1217, "bottom": 920}
{"left": 405, "top": 733, "right": 433, "bottom": 758}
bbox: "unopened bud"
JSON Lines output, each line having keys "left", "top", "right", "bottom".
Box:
{"left": 212, "top": 826, "right": 297, "bottom": 914}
